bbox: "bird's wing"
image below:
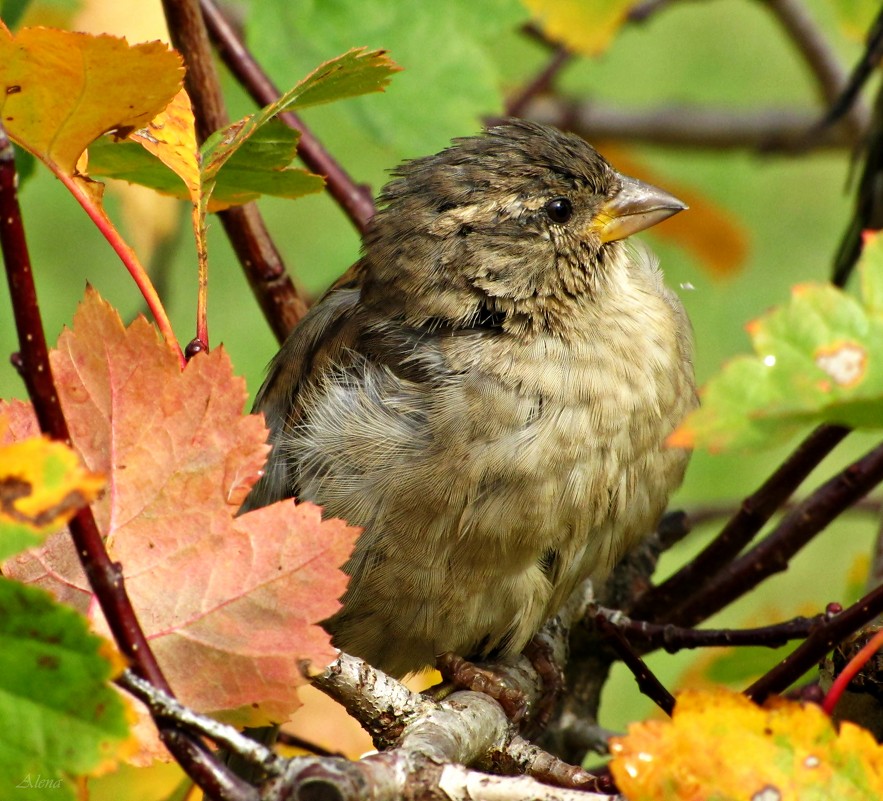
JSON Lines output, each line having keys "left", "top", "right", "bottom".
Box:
{"left": 241, "top": 276, "right": 365, "bottom": 512}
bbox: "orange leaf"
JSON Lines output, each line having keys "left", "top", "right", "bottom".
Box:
{"left": 601, "top": 145, "right": 750, "bottom": 278}
{"left": 0, "top": 25, "right": 183, "bottom": 175}
{"left": 665, "top": 424, "right": 696, "bottom": 450}
{"left": 3, "top": 290, "right": 359, "bottom": 728}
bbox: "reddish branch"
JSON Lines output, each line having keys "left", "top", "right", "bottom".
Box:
{"left": 1, "top": 129, "right": 160, "bottom": 688}
{"left": 200, "top": 0, "right": 376, "bottom": 235}
{"left": 632, "top": 424, "right": 849, "bottom": 621}
{"left": 0, "top": 126, "right": 253, "bottom": 801}
{"left": 161, "top": 0, "right": 308, "bottom": 342}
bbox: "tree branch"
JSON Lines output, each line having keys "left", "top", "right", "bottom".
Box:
{"left": 593, "top": 604, "right": 830, "bottom": 653}
{"left": 627, "top": 0, "right": 679, "bottom": 23}
{"left": 632, "top": 424, "right": 848, "bottom": 621}
{"left": 525, "top": 98, "right": 861, "bottom": 151}
{"left": 124, "top": 654, "right": 617, "bottom": 799}
{"left": 505, "top": 45, "right": 572, "bottom": 119}
{"left": 763, "top": 0, "right": 869, "bottom": 137}
{"left": 200, "top": 0, "right": 376, "bottom": 236}
{"left": 593, "top": 614, "right": 675, "bottom": 715}
{"left": 673, "top": 437, "right": 883, "bottom": 628}
{"left": 746, "top": 583, "right": 883, "bottom": 702}
{"left": 267, "top": 754, "right": 617, "bottom": 801}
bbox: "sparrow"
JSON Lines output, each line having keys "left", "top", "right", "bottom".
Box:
{"left": 244, "top": 119, "right": 697, "bottom": 679}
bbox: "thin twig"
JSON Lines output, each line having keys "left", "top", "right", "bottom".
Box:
{"left": 594, "top": 604, "right": 829, "bottom": 653}
{"left": 680, "top": 496, "right": 883, "bottom": 531}
{"left": 763, "top": 0, "right": 869, "bottom": 137}
{"left": 505, "top": 46, "right": 572, "bottom": 119}
{"left": 162, "top": 729, "right": 259, "bottom": 801}
{"left": 809, "top": 6, "right": 883, "bottom": 142}
{"left": 1, "top": 127, "right": 166, "bottom": 690}
{"left": 746, "top": 583, "right": 883, "bottom": 702}
{"left": 120, "top": 670, "right": 284, "bottom": 781}
{"left": 673, "top": 437, "right": 883, "bottom": 629}
{"left": 0, "top": 125, "right": 252, "bottom": 801}
{"left": 200, "top": 0, "right": 376, "bottom": 235}
{"left": 162, "top": 0, "right": 308, "bottom": 343}
{"left": 632, "top": 424, "right": 848, "bottom": 621}
{"left": 625, "top": 0, "right": 871, "bottom": 139}
{"left": 525, "top": 98, "right": 860, "bottom": 151}
{"left": 627, "top": 0, "right": 677, "bottom": 23}
{"left": 593, "top": 614, "right": 675, "bottom": 715}
{"left": 502, "top": 736, "right": 613, "bottom": 793}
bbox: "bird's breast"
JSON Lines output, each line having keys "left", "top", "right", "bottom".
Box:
{"left": 433, "top": 312, "right": 693, "bottom": 559}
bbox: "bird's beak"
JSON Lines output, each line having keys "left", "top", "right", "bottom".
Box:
{"left": 593, "top": 174, "right": 687, "bottom": 243}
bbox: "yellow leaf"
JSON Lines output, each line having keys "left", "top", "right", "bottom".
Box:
{"left": 0, "top": 418, "right": 105, "bottom": 558}
{"left": 521, "top": 0, "right": 632, "bottom": 56}
{"left": 128, "top": 89, "right": 200, "bottom": 202}
{"left": 0, "top": 25, "right": 183, "bottom": 175}
{"left": 610, "top": 688, "right": 883, "bottom": 801}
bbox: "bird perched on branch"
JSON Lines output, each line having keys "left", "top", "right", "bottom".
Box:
{"left": 244, "top": 119, "right": 696, "bottom": 678}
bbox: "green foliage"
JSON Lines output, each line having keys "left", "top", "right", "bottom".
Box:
{"left": 0, "top": 578, "right": 130, "bottom": 799}
{"left": 829, "top": 0, "right": 881, "bottom": 39}
{"left": 201, "top": 47, "right": 399, "bottom": 204}
{"left": 89, "top": 122, "right": 324, "bottom": 207}
{"left": 677, "top": 234, "right": 883, "bottom": 452}
{"left": 247, "top": 0, "right": 530, "bottom": 157}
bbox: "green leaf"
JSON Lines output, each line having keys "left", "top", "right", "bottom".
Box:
{"left": 274, "top": 46, "right": 402, "bottom": 111}
{"left": 88, "top": 121, "right": 325, "bottom": 209}
{"left": 0, "top": 519, "right": 42, "bottom": 562}
{"left": 201, "top": 48, "right": 400, "bottom": 189}
{"left": 246, "top": 0, "right": 528, "bottom": 158}
{"left": 86, "top": 138, "right": 187, "bottom": 198}
{"left": 0, "top": 579, "right": 131, "bottom": 799}
{"left": 861, "top": 231, "right": 883, "bottom": 315}
{"left": 673, "top": 232, "right": 883, "bottom": 452}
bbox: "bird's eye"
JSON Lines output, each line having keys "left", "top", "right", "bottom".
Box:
{"left": 545, "top": 197, "right": 573, "bottom": 224}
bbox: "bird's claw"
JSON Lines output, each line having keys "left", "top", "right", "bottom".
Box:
{"left": 434, "top": 652, "right": 528, "bottom": 723}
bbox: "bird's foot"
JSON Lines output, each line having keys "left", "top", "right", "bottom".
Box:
{"left": 522, "top": 635, "right": 566, "bottom": 735}
{"left": 433, "top": 652, "right": 528, "bottom": 723}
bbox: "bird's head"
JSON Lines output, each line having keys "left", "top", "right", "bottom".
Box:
{"left": 361, "top": 119, "right": 686, "bottom": 334}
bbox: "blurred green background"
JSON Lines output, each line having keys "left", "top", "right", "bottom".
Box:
{"left": 1, "top": 0, "right": 880, "bottom": 734}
